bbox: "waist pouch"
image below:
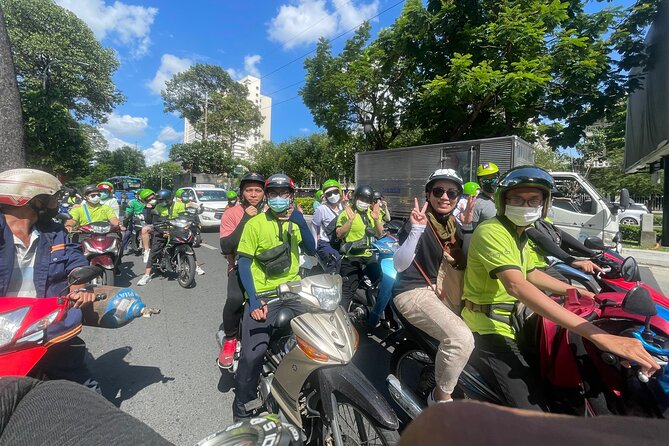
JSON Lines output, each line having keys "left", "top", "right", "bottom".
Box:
{"left": 340, "top": 238, "right": 368, "bottom": 255}
{"left": 256, "top": 221, "right": 294, "bottom": 277}
{"left": 468, "top": 301, "right": 533, "bottom": 334}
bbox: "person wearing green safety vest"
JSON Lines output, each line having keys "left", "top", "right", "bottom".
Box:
{"left": 462, "top": 166, "right": 659, "bottom": 410}
{"left": 336, "top": 184, "right": 384, "bottom": 311}
{"left": 65, "top": 185, "right": 121, "bottom": 232}
{"left": 121, "top": 188, "right": 155, "bottom": 255}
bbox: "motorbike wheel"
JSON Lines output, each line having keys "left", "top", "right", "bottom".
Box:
{"left": 194, "top": 233, "right": 202, "bottom": 248}
{"left": 92, "top": 268, "right": 115, "bottom": 287}
{"left": 390, "top": 340, "right": 435, "bottom": 402}
{"left": 177, "top": 252, "right": 196, "bottom": 288}
{"left": 323, "top": 395, "right": 399, "bottom": 446}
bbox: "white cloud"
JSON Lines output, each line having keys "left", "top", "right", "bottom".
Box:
{"left": 55, "top": 0, "right": 158, "bottom": 57}
{"left": 147, "top": 53, "right": 193, "bottom": 95}
{"left": 101, "top": 112, "right": 148, "bottom": 138}
{"left": 299, "top": 127, "right": 310, "bottom": 133}
{"left": 143, "top": 141, "right": 167, "bottom": 165}
{"left": 98, "top": 127, "right": 135, "bottom": 151}
{"left": 243, "top": 55, "right": 262, "bottom": 77}
{"left": 267, "top": 0, "right": 379, "bottom": 50}
{"left": 157, "top": 126, "right": 183, "bottom": 142}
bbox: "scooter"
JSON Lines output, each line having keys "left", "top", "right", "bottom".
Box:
{"left": 153, "top": 217, "right": 197, "bottom": 288}
{"left": 233, "top": 274, "right": 399, "bottom": 445}
{"left": 387, "top": 258, "right": 669, "bottom": 420}
{"left": 0, "top": 266, "right": 159, "bottom": 377}
{"left": 77, "top": 222, "right": 122, "bottom": 286}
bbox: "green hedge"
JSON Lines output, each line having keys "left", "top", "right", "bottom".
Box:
{"left": 295, "top": 197, "right": 315, "bottom": 215}
{"left": 654, "top": 214, "right": 663, "bottom": 227}
{"left": 620, "top": 223, "right": 662, "bottom": 246}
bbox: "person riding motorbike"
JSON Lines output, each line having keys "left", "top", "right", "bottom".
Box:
{"left": 462, "top": 166, "right": 659, "bottom": 410}
{"left": 373, "top": 190, "right": 391, "bottom": 223}
{"left": 137, "top": 189, "right": 204, "bottom": 286}
{"left": 0, "top": 168, "right": 99, "bottom": 390}
{"left": 232, "top": 173, "right": 316, "bottom": 420}
{"left": 311, "top": 179, "right": 344, "bottom": 274}
{"left": 97, "top": 181, "right": 120, "bottom": 218}
{"left": 226, "top": 190, "right": 238, "bottom": 209}
{"left": 335, "top": 184, "right": 384, "bottom": 311}
{"left": 65, "top": 185, "right": 122, "bottom": 233}
{"left": 217, "top": 172, "right": 265, "bottom": 368}
{"left": 121, "top": 188, "right": 154, "bottom": 255}
{"left": 392, "top": 169, "right": 475, "bottom": 405}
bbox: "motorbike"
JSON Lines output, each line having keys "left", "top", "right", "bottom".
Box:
{"left": 178, "top": 206, "right": 202, "bottom": 248}
{"left": 126, "top": 213, "right": 146, "bottom": 256}
{"left": 76, "top": 222, "right": 122, "bottom": 286}
{"left": 0, "top": 266, "right": 159, "bottom": 377}
{"left": 153, "top": 216, "right": 197, "bottom": 288}
{"left": 386, "top": 257, "right": 669, "bottom": 421}
{"left": 228, "top": 274, "right": 400, "bottom": 445}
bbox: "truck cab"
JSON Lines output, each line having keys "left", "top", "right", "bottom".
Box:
{"left": 548, "top": 172, "right": 619, "bottom": 245}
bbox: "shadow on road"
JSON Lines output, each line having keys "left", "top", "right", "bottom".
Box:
{"left": 87, "top": 346, "right": 175, "bottom": 407}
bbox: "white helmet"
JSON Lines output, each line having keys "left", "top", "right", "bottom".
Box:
{"left": 0, "top": 168, "right": 62, "bottom": 207}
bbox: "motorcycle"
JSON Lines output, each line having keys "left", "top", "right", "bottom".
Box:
{"left": 387, "top": 258, "right": 669, "bottom": 420}
{"left": 178, "top": 206, "right": 202, "bottom": 248}
{"left": 153, "top": 216, "right": 197, "bottom": 288}
{"left": 229, "top": 274, "right": 400, "bottom": 445}
{"left": 0, "top": 266, "right": 159, "bottom": 377}
{"left": 76, "top": 222, "right": 122, "bottom": 286}
{"left": 126, "top": 213, "right": 146, "bottom": 256}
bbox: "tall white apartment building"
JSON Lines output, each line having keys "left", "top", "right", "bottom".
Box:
{"left": 183, "top": 75, "right": 272, "bottom": 159}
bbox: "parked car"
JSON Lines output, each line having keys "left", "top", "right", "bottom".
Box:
{"left": 613, "top": 200, "right": 651, "bottom": 225}
{"left": 179, "top": 187, "right": 228, "bottom": 228}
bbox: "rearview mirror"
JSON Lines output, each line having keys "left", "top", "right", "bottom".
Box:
{"left": 583, "top": 236, "right": 605, "bottom": 251}
{"left": 621, "top": 257, "right": 641, "bottom": 282}
{"left": 622, "top": 285, "right": 657, "bottom": 318}
{"left": 619, "top": 188, "right": 630, "bottom": 210}
{"left": 68, "top": 266, "right": 104, "bottom": 286}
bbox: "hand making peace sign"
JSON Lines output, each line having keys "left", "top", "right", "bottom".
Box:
{"left": 410, "top": 198, "right": 428, "bottom": 226}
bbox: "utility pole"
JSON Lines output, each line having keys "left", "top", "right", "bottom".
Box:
{"left": 203, "top": 92, "right": 209, "bottom": 141}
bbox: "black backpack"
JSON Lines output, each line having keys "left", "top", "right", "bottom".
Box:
{"left": 322, "top": 207, "right": 343, "bottom": 251}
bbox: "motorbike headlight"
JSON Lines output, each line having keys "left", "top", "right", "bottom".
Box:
{"left": 21, "top": 309, "right": 61, "bottom": 338}
{"left": 0, "top": 307, "right": 30, "bottom": 348}
{"left": 92, "top": 223, "right": 111, "bottom": 234}
{"left": 311, "top": 284, "right": 341, "bottom": 311}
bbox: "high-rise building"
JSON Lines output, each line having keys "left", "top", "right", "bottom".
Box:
{"left": 183, "top": 75, "right": 271, "bottom": 160}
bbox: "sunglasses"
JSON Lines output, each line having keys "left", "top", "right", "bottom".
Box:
{"left": 87, "top": 193, "right": 100, "bottom": 198}
{"left": 324, "top": 189, "right": 339, "bottom": 197}
{"left": 431, "top": 187, "right": 460, "bottom": 200}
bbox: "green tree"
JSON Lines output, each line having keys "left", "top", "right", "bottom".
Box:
{"left": 170, "top": 140, "right": 235, "bottom": 174}
{"left": 244, "top": 141, "right": 285, "bottom": 179}
{"left": 1, "top": 0, "right": 123, "bottom": 179}
{"left": 161, "top": 64, "right": 263, "bottom": 151}
{"left": 138, "top": 162, "right": 183, "bottom": 191}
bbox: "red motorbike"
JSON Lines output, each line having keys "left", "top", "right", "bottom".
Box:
{"left": 77, "top": 222, "right": 122, "bottom": 286}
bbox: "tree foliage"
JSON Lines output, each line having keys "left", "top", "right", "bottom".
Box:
{"left": 138, "top": 161, "right": 184, "bottom": 191}
{"left": 301, "top": 0, "right": 664, "bottom": 150}
{"left": 161, "top": 64, "right": 263, "bottom": 150}
{"left": 170, "top": 140, "right": 235, "bottom": 174}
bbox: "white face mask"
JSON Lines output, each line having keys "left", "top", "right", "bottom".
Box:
{"left": 327, "top": 193, "right": 340, "bottom": 204}
{"left": 86, "top": 196, "right": 101, "bottom": 205}
{"left": 505, "top": 205, "right": 542, "bottom": 227}
{"left": 356, "top": 200, "right": 370, "bottom": 211}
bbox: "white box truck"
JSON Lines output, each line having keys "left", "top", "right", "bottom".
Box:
{"left": 355, "top": 136, "right": 621, "bottom": 244}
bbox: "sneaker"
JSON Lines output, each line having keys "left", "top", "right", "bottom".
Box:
{"left": 143, "top": 250, "right": 150, "bottom": 264}
{"left": 427, "top": 388, "right": 453, "bottom": 406}
{"left": 196, "top": 266, "right": 205, "bottom": 275}
{"left": 137, "top": 274, "right": 152, "bottom": 286}
{"left": 217, "top": 338, "right": 237, "bottom": 369}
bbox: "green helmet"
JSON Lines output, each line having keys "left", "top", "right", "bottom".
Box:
{"left": 138, "top": 188, "right": 155, "bottom": 202}
{"left": 321, "top": 179, "right": 341, "bottom": 193}
{"left": 315, "top": 190, "right": 323, "bottom": 200}
{"left": 463, "top": 182, "right": 480, "bottom": 196}
{"left": 227, "top": 190, "right": 238, "bottom": 199}
{"left": 175, "top": 188, "right": 186, "bottom": 198}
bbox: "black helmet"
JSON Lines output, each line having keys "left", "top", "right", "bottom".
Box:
{"left": 240, "top": 172, "right": 265, "bottom": 191}
{"left": 372, "top": 191, "right": 382, "bottom": 201}
{"left": 353, "top": 185, "right": 374, "bottom": 202}
{"left": 82, "top": 185, "right": 98, "bottom": 196}
{"left": 425, "top": 168, "right": 464, "bottom": 194}
{"left": 156, "top": 189, "right": 173, "bottom": 202}
{"left": 265, "top": 173, "right": 295, "bottom": 192}
{"left": 494, "top": 166, "right": 554, "bottom": 217}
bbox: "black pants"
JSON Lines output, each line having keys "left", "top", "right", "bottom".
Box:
{"left": 222, "top": 268, "right": 245, "bottom": 338}
{"left": 468, "top": 333, "right": 546, "bottom": 411}
{"left": 316, "top": 240, "right": 341, "bottom": 274}
{"left": 543, "top": 265, "right": 568, "bottom": 283}
{"left": 339, "top": 256, "right": 381, "bottom": 311}
{"left": 233, "top": 299, "right": 304, "bottom": 418}
{"left": 148, "top": 233, "right": 166, "bottom": 267}
{"left": 35, "top": 337, "right": 100, "bottom": 393}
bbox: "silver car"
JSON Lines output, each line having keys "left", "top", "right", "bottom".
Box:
{"left": 614, "top": 201, "right": 651, "bottom": 225}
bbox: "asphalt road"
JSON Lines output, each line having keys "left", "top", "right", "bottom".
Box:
{"left": 81, "top": 230, "right": 669, "bottom": 445}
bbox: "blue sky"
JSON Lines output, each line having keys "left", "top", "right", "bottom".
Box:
{"left": 55, "top": 0, "right": 634, "bottom": 165}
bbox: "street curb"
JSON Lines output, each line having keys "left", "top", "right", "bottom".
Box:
{"left": 622, "top": 248, "right": 669, "bottom": 268}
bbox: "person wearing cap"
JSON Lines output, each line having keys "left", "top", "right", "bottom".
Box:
{"left": 311, "top": 179, "right": 344, "bottom": 273}
{"left": 462, "top": 166, "right": 658, "bottom": 410}
{"left": 0, "top": 168, "right": 100, "bottom": 390}
{"left": 392, "top": 168, "right": 474, "bottom": 405}
{"left": 217, "top": 173, "right": 266, "bottom": 369}
{"left": 336, "top": 184, "right": 384, "bottom": 311}
{"left": 232, "top": 173, "right": 316, "bottom": 420}
{"left": 312, "top": 189, "right": 323, "bottom": 211}
{"left": 66, "top": 185, "right": 121, "bottom": 232}
{"left": 97, "top": 181, "right": 120, "bottom": 218}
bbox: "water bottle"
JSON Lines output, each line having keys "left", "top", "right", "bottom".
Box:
{"left": 81, "top": 286, "right": 160, "bottom": 328}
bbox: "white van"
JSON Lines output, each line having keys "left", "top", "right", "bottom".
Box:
{"left": 548, "top": 172, "right": 620, "bottom": 245}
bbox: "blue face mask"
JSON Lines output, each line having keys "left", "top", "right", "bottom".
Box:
{"left": 268, "top": 197, "right": 290, "bottom": 213}
{"left": 181, "top": 197, "right": 190, "bottom": 203}
{"left": 100, "top": 192, "right": 110, "bottom": 200}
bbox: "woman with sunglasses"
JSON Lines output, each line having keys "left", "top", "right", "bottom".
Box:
{"left": 392, "top": 169, "right": 475, "bottom": 405}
